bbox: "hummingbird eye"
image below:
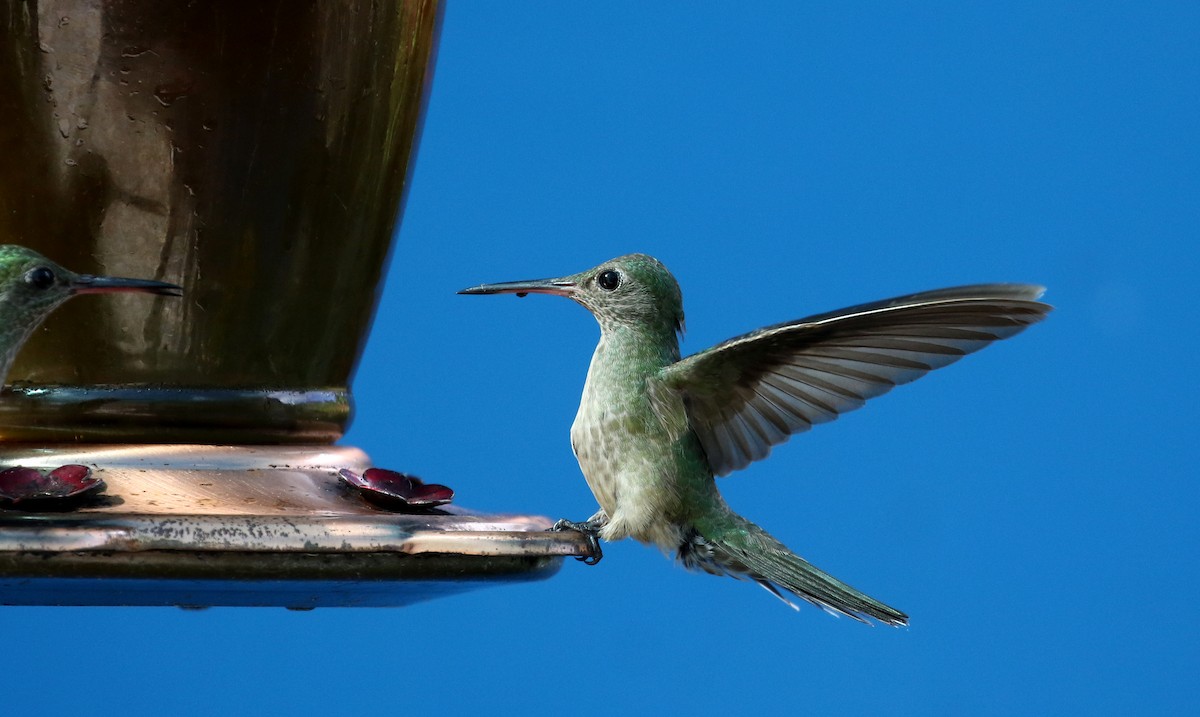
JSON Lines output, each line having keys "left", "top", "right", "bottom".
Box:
{"left": 597, "top": 270, "right": 621, "bottom": 291}
{"left": 24, "top": 266, "right": 56, "bottom": 290}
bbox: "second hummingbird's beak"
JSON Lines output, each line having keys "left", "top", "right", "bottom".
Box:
{"left": 70, "top": 274, "right": 184, "bottom": 297}
{"left": 458, "top": 278, "right": 577, "bottom": 299}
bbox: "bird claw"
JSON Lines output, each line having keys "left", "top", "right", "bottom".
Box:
{"left": 551, "top": 518, "right": 604, "bottom": 565}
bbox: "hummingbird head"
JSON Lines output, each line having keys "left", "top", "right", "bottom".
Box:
{"left": 459, "top": 253, "right": 685, "bottom": 336}
{"left": 0, "top": 245, "right": 182, "bottom": 325}
{"left": 0, "top": 245, "right": 182, "bottom": 382}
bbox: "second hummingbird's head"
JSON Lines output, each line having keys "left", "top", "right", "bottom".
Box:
{"left": 0, "top": 245, "right": 182, "bottom": 383}
{"left": 0, "top": 246, "right": 89, "bottom": 322}
{"left": 0, "top": 245, "right": 182, "bottom": 326}
{"left": 459, "top": 253, "right": 686, "bottom": 336}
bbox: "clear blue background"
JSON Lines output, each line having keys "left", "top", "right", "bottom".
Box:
{"left": 5, "top": 2, "right": 1197, "bottom": 715}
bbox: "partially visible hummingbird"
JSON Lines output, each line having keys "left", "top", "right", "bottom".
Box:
{"left": 0, "top": 244, "right": 182, "bottom": 384}
{"left": 461, "top": 254, "right": 1050, "bottom": 626}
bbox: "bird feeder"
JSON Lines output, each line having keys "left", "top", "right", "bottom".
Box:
{"left": 0, "top": 0, "right": 591, "bottom": 607}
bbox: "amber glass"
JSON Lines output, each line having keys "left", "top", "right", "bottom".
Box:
{"left": 0, "top": 0, "right": 440, "bottom": 442}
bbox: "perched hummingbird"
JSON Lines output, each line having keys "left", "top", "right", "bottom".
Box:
{"left": 460, "top": 254, "right": 1049, "bottom": 626}
{"left": 0, "top": 244, "right": 182, "bottom": 384}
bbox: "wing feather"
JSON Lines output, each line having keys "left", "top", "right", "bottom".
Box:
{"left": 657, "top": 284, "right": 1050, "bottom": 476}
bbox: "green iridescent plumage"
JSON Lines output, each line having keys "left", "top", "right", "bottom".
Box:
{"left": 461, "top": 254, "right": 1050, "bottom": 626}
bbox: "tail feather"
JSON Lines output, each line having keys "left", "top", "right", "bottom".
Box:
{"left": 680, "top": 517, "right": 908, "bottom": 627}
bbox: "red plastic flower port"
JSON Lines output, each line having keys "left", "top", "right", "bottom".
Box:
{"left": 338, "top": 467, "right": 453, "bottom": 509}
{"left": 0, "top": 464, "right": 105, "bottom": 506}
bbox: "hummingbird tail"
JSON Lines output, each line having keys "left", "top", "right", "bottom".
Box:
{"left": 679, "top": 516, "right": 908, "bottom": 627}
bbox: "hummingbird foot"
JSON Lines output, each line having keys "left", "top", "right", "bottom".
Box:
{"left": 551, "top": 518, "right": 604, "bottom": 565}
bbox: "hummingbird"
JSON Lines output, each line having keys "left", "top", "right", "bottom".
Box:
{"left": 0, "top": 244, "right": 182, "bottom": 384}
{"left": 460, "top": 254, "right": 1049, "bottom": 626}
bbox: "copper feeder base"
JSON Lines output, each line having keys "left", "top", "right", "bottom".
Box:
{"left": 0, "top": 445, "right": 591, "bottom": 608}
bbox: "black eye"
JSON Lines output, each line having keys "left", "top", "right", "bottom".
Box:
{"left": 24, "top": 266, "right": 56, "bottom": 290}
{"left": 597, "top": 270, "right": 621, "bottom": 291}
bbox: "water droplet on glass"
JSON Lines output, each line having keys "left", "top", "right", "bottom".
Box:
{"left": 64, "top": 158, "right": 77, "bottom": 166}
{"left": 154, "top": 82, "right": 193, "bottom": 107}
{"left": 57, "top": 118, "right": 69, "bottom": 138}
{"left": 121, "top": 45, "right": 151, "bottom": 58}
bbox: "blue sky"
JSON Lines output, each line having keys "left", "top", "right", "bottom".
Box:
{"left": 5, "top": 2, "right": 1198, "bottom": 715}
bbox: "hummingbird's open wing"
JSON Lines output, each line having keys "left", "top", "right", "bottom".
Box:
{"left": 655, "top": 284, "right": 1050, "bottom": 477}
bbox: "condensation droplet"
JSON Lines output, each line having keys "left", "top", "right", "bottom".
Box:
{"left": 154, "top": 82, "right": 193, "bottom": 108}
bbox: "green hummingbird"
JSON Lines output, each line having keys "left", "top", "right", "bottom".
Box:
{"left": 0, "top": 244, "right": 182, "bottom": 384}
{"left": 460, "top": 254, "right": 1049, "bottom": 626}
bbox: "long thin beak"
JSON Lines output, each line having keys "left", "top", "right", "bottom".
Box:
{"left": 458, "top": 278, "right": 577, "bottom": 298}
{"left": 70, "top": 274, "right": 183, "bottom": 297}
